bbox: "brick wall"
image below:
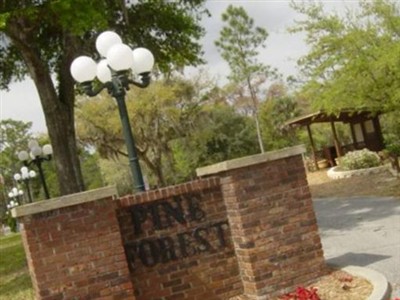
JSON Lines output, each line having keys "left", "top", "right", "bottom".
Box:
{"left": 15, "top": 188, "right": 135, "bottom": 300}
{"left": 197, "top": 146, "right": 327, "bottom": 299}
{"left": 117, "top": 177, "right": 242, "bottom": 300}
{"left": 13, "top": 145, "right": 327, "bottom": 300}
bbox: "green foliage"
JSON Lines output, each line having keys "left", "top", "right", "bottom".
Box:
{"left": 1, "top": 0, "right": 208, "bottom": 195}
{"left": 172, "top": 104, "right": 259, "bottom": 181}
{"left": 81, "top": 151, "right": 104, "bottom": 191}
{"left": 76, "top": 77, "right": 204, "bottom": 187}
{"left": 381, "top": 111, "right": 400, "bottom": 155}
{"left": 0, "top": 12, "right": 10, "bottom": 29}
{"left": 259, "top": 83, "right": 302, "bottom": 150}
{"left": 3, "top": 212, "right": 17, "bottom": 233}
{"left": 0, "top": 119, "right": 33, "bottom": 221}
{"left": 98, "top": 158, "right": 133, "bottom": 196}
{"left": 0, "top": 0, "right": 207, "bottom": 88}
{"left": 77, "top": 76, "right": 261, "bottom": 187}
{"left": 0, "top": 234, "right": 34, "bottom": 299}
{"left": 0, "top": 119, "right": 32, "bottom": 173}
{"left": 290, "top": 0, "right": 400, "bottom": 113}
{"left": 339, "top": 149, "right": 381, "bottom": 170}
{"left": 215, "top": 5, "right": 270, "bottom": 82}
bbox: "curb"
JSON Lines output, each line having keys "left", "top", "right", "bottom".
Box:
{"left": 339, "top": 265, "right": 391, "bottom": 300}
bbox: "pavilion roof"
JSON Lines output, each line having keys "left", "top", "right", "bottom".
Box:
{"left": 285, "top": 109, "right": 382, "bottom": 127}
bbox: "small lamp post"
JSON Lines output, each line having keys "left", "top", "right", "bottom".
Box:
{"left": 18, "top": 140, "right": 53, "bottom": 199}
{"left": 70, "top": 31, "right": 155, "bottom": 193}
{"left": 14, "top": 167, "right": 36, "bottom": 204}
{"left": 7, "top": 187, "right": 23, "bottom": 232}
{"left": 7, "top": 187, "right": 23, "bottom": 208}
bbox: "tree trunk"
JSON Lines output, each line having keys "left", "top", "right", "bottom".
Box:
{"left": 6, "top": 17, "right": 85, "bottom": 196}
{"left": 247, "top": 76, "right": 265, "bottom": 153}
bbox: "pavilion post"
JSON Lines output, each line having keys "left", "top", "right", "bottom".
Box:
{"left": 307, "top": 124, "right": 319, "bottom": 171}
{"left": 330, "top": 121, "right": 342, "bottom": 157}
{"left": 349, "top": 123, "right": 357, "bottom": 150}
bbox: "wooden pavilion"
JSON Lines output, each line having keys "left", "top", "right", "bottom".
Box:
{"left": 285, "top": 109, "right": 385, "bottom": 170}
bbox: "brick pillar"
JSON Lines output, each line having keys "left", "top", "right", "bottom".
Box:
{"left": 197, "top": 145, "right": 327, "bottom": 299}
{"left": 12, "top": 187, "right": 135, "bottom": 300}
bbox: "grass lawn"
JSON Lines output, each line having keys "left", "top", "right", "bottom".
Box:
{"left": 0, "top": 233, "right": 34, "bottom": 300}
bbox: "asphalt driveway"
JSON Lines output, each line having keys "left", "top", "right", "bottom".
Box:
{"left": 313, "top": 196, "right": 400, "bottom": 297}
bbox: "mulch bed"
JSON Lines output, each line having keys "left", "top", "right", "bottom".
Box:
{"left": 276, "top": 269, "right": 373, "bottom": 300}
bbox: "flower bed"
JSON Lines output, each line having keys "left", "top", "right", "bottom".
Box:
{"left": 327, "top": 165, "right": 389, "bottom": 180}
{"left": 276, "top": 269, "right": 373, "bottom": 300}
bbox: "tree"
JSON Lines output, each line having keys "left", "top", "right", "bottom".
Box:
{"left": 0, "top": 119, "right": 32, "bottom": 182}
{"left": 76, "top": 77, "right": 205, "bottom": 188}
{"left": 259, "top": 83, "right": 301, "bottom": 150}
{"left": 76, "top": 73, "right": 261, "bottom": 188}
{"left": 290, "top": 0, "right": 400, "bottom": 113}
{"left": 172, "top": 104, "right": 259, "bottom": 181}
{"left": 0, "top": 0, "right": 207, "bottom": 195}
{"left": 215, "top": 5, "right": 276, "bottom": 153}
{"left": 0, "top": 119, "right": 32, "bottom": 224}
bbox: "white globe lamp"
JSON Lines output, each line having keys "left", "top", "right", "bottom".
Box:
{"left": 96, "top": 31, "right": 122, "bottom": 58}
{"left": 18, "top": 150, "right": 29, "bottom": 161}
{"left": 106, "top": 44, "right": 134, "bottom": 71}
{"left": 70, "top": 56, "right": 97, "bottom": 83}
{"left": 132, "top": 48, "right": 155, "bottom": 75}
{"left": 43, "top": 144, "right": 53, "bottom": 156}
{"left": 97, "top": 59, "right": 112, "bottom": 83}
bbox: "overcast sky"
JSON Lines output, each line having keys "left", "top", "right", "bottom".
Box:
{"left": 0, "top": 0, "right": 355, "bottom": 134}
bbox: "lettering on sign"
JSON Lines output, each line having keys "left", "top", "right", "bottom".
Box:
{"left": 124, "top": 194, "right": 230, "bottom": 269}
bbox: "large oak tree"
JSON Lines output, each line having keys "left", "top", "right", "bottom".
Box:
{"left": 0, "top": 0, "right": 207, "bottom": 195}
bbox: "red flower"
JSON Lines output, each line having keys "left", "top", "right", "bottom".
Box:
{"left": 280, "top": 286, "right": 321, "bottom": 300}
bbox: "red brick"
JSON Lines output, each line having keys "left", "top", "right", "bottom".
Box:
{"left": 18, "top": 151, "right": 325, "bottom": 300}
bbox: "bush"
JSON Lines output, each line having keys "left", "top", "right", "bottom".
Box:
{"left": 385, "top": 134, "right": 400, "bottom": 156}
{"left": 339, "top": 149, "right": 381, "bottom": 170}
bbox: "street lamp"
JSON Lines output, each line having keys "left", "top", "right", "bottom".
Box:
{"left": 18, "top": 140, "right": 53, "bottom": 199}
{"left": 14, "top": 167, "right": 36, "bottom": 204}
{"left": 7, "top": 187, "right": 23, "bottom": 232}
{"left": 7, "top": 187, "right": 23, "bottom": 208}
{"left": 70, "top": 31, "right": 155, "bottom": 192}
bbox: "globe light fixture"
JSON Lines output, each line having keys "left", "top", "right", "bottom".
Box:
{"left": 7, "top": 187, "right": 23, "bottom": 208}
{"left": 70, "top": 56, "right": 97, "bottom": 83}
{"left": 70, "top": 31, "right": 155, "bottom": 192}
{"left": 14, "top": 167, "right": 37, "bottom": 204}
{"left": 18, "top": 140, "right": 53, "bottom": 199}
{"left": 132, "top": 48, "right": 155, "bottom": 75}
{"left": 95, "top": 31, "right": 122, "bottom": 58}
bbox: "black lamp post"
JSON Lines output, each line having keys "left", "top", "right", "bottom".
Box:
{"left": 70, "top": 31, "right": 154, "bottom": 193}
{"left": 13, "top": 167, "right": 36, "bottom": 204}
{"left": 18, "top": 140, "right": 52, "bottom": 199}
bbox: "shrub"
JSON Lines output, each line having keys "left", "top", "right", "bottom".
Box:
{"left": 385, "top": 133, "right": 400, "bottom": 156}
{"left": 339, "top": 149, "right": 381, "bottom": 170}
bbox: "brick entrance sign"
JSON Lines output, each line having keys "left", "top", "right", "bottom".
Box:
{"left": 12, "top": 145, "right": 327, "bottom": 299}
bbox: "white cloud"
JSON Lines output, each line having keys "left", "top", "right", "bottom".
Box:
{"left": 0, "top": 80, "right": 46, "bottom": 134}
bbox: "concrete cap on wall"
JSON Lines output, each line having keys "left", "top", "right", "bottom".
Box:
{"left": 196, "top": 144, "right": 306, "bottom": 177}
{"left": 11, "top": 186, "right": 118, "bottom": 218}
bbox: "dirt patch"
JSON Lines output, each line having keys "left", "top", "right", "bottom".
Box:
{"left": 307, "top": 169, "right": 400, "bottom": 198}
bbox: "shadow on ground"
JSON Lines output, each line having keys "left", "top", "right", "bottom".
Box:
{"left": 327, "top": 252, "right": 391, "bottom": 267}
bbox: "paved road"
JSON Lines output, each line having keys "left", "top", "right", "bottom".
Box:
{"left": 313, "top": 196, "right": 400, "bottom": 298}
